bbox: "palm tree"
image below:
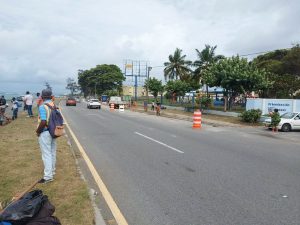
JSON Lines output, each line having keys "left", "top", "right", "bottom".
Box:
{"left": 193, "top": 45, "right": 224, "bottom": 96}
{"left": 164, "top": 48, "right": 192, "bottom": 81}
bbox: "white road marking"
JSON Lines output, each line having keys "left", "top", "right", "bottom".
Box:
{"left": 135, "top": 132, "right": 184, "bottom": 154}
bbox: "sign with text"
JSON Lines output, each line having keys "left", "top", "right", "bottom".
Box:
{"left": 246, "top": 98, "right": 300, "bottom": 115}
{"left": 265, "top": 100, "right": 293, "bottom": 115}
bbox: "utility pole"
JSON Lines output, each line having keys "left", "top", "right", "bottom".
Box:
{"left": 146, "top": 66, "right": 152, "bottom": 104}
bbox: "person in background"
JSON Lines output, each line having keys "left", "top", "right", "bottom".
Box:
{"left": 0, "top": 95, "right": 7, "bottom": 106}
{"left": 36, "top": 92, "right": 43, "bottom": 107}
{"left": 11, "top": 97, "right": 19, "bottom": 120}
{"left": 36, "top": 89, "right": 57, "bottom": 184}
{"left": 156, "top": 101, "right": 161, "bottom": 116}
{"left": 0, "top": 96, "right": 7, "bottom": 119}
{"left": 24, "top": 91, "right": 33, "bottom": 117}
{"left": 151, "top": 101, "right": 155, "bottom": 111}
{"left": 270, "top": 108, "right": 281, "bottom": 132}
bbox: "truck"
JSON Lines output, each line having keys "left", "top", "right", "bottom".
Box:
{"left": 108, "top": 96, "right": 127, "bottom": 109}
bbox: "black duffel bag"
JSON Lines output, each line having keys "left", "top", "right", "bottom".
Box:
{"left": 0, "top": 190, "right": 46, "bottom": 225}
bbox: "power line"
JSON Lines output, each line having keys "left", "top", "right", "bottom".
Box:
{"left": 148, "top": 46, "right": 294, "bottom": 68}
{"left": 239, "top": 47, "right": 292, "bottom": 57}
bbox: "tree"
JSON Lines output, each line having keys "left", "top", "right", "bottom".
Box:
{"left": 144, "top": 78, "right": 164, "bottom": 100}
{"left": 203, "top": 56, "right": 271, "bottom": 111}
{"left": 252, "top": 45, "right": 300, "bottom": 98}
{"left": 78, "top": 64, "right": 125, "bottom": 97}
{"left": 164, "top": 48, "right": 192, "bottom": 81}
{"left": 165, "top": 80, "right": 192, "bottom": 103}
{"left": 66, "top": 78, "right": 80, "bottom": 96}
{"left": 45, "top": 82, "right": 52, "bottom": 90}
{"left": 193, "top": 45, "right": 224, "bottom": 96}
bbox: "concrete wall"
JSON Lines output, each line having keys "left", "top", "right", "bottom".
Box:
{"left": 246, "top": 98, "right": 300, "bottom": 115}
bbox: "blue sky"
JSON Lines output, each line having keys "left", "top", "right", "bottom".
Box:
{"left": 0, "top": 0, "right": 299, "bottom": 95}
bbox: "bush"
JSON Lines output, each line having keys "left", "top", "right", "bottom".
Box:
{"left": 196, "top": 97, "right": 212, "bottom": 108}
{"left": 239, "top": 109, "right": 262, "bottom": 123}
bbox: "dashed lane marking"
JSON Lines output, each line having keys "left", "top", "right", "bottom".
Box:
{"left": 135, "top": 131, "right": 184, "bottom": 154}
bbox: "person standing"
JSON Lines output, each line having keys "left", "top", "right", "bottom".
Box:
{"left": 151, "top": 101, "right": 155, "bottom": 111}
{"left": 11, "top": 97, "right": 19, "bottom": 120}
{"left": 36, "top": 92, "right": 43, "bottom": 107}
{"left": 0, "top": 96, "right": 7, "bottom": 124}
{"left": 156, "top": 102, "right": 161, "bottom": 116}
{"left": 270, "top": 108, "right": 281, "bottom": 132}
{"left": 0, "top": 95, "right": 7, "bottom": 106}
{"left": 36, "top": 89, "right": 56, "bottom": 184}
{"left": 24, "top": 91, "right": 33, "bottom": 117}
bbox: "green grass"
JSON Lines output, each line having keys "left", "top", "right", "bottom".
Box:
{"left": 0, "top": 109, "right": 94, "bottom": 225}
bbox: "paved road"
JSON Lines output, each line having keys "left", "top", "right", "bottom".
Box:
{"left": 62, "top": 102, "right": 300, "bottom": 225}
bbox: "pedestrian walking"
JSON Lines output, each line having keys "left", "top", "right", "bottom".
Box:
{"left": 36, "top": 89, "right": 57, "bottom": 184}
{"left": 11, "top": 97, "right": 19, "bottom": 120}
{"left": 24, "top": 91, "right": 33, "bottom": 117}
{"left": 270, "top": 108, "right": 281, "bottom": 132}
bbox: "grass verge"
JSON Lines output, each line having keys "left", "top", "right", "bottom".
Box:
{"left": 0, "top": 109, "right": 94, "bottom": 225}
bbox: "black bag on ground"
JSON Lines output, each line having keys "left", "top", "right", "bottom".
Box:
{"left": 0, "top": 190, "right": 46, "bottom": 225}
{"left": 25, "top": 198, "right": 61, "bottom": 225}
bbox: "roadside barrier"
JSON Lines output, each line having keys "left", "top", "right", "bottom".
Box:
{"left": 110, "top": 103, "right": 114, "bottom": 111}
{"left": 193, "top": 110, "right": 202, "bottom": 129}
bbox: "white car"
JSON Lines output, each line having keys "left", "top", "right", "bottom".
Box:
{"left": 87, "top": 99, "right": 101, "bottom": 109}
{"left": 264, "top": 112, "right": 300, "bottom": 132}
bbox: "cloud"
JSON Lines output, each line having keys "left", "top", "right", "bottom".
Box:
{"left": 0, "top": 0, "right": 299, "bottom": 94}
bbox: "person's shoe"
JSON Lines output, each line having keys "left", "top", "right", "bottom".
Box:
{"left": 26, "top": 115, "right": 30, "bottom": 118}
{"left": 38, "top": 178, "right": 54, "bottom": 184}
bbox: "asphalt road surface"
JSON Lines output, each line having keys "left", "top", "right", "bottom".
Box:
{"left": 62, "top": 102, "right": 300, "bottom": 225}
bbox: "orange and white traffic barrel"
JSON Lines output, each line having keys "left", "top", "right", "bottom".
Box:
{"left": 110, "top": 103, "right": 115, "bottom": 111}
{"left": 193, "top": 110, "right": 202, "bottom": 129}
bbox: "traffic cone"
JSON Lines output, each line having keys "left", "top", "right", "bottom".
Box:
{"left": 110, "top": 103, "right": 115, "bottom": 111}
{"left": 193, "top": 110, "right": 202, "bottom": 129}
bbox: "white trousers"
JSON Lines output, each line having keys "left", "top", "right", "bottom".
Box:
{"left": 38, "top": 131, "right": 57, "bottom": 180}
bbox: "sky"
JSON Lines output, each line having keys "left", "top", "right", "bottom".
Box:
{"left": 0, "top": 0, "right": 299, "bottom": 95}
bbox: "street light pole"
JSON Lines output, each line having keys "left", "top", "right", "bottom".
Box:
{"left": 146, "top": 66, "right": 152, "bottom": 104}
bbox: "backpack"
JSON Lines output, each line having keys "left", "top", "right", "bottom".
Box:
{"left": 45, "top": 103, "right": 64, "bottom": 138}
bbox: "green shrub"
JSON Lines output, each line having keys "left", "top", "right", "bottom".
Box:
{"left": 239, "top": 109, "right": 262, "bottom": 123}
{"left": 196, "top": 97, "right": 212, "bottom": 108}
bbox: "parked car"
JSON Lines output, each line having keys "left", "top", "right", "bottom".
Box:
{"left": 264, "top": 112, "right": 300, "bottom": 132}
{"left": 66, "top": 97, "right": 76, "bottom": 106}
{"left": 87, "top": 99, "right": 101, "bottom": 109}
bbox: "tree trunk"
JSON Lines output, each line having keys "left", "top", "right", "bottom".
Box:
{"left": 224, "top": 96, "right": 228, "bottom": 112}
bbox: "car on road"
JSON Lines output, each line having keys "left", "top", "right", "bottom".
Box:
{"left": 264, "top": 112, "right": 300, "bottom": 132}
{"left": 87, "top": 99, "right": 101, "bottom": 109}
{"left": 66, "top": 97, "right": 76, "bottom": 106}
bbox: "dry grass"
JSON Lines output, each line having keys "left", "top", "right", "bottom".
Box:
{"left": 0, "top": 109, "right": 94, "bottom": 225}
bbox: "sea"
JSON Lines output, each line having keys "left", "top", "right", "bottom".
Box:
{"left": 0, "top": 91, "right": 23, "bottom": 100}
